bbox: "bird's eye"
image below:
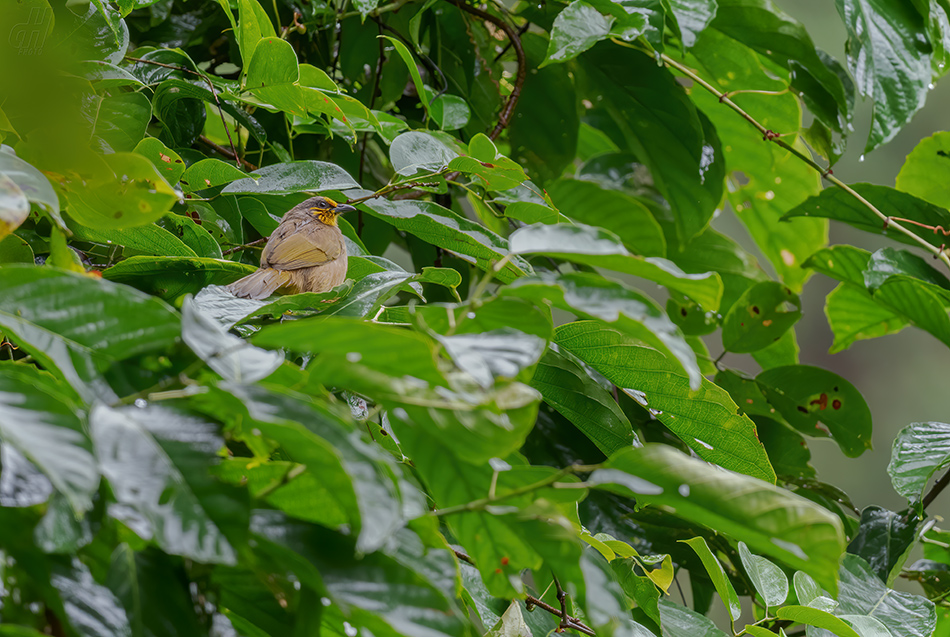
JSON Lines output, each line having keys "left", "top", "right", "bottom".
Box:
{"left": 318, "top": 200, "right": 328, "bottom": 208}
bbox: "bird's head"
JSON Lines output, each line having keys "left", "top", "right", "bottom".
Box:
{"left": 301, "top": 196, "right": 356, "bottom": 226}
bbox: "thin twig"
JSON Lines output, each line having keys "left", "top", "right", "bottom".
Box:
{"left": 359, "top": 21, "right": 386, "bottom": 189}
{"left": 446, "top": 0, "right": 526, "bottom": 140}
{"left": 222, "top": 237, "right": 267, "bottom": 256}
{"left": 645, "top": 47, "right": 950, "bottom": 273}
{"left": 452, "top": 549, "right": 596, "bottom": 636}
{"left": 198, "top": 135, "right": 258, "bottom": 171}
{"left": 124, "top": 56, "right": 242, "bottom": 170}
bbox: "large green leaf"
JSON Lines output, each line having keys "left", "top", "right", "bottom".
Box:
{"left": 847, "top": 505, "right": 918, "bottom": 586}
{"left": 544, "top": 1, "right": 616, "bottom": 65}
{"left": 556, "top": 321, "right": 774, "bottom": 481}
{"left": 530, "top": 346, "right": 637, "bottom": 455}
{"left": 0, "top": 266, "right": 180, "bottom": 400}
{"left": 580, "top": 44, "right": 724, "bottom": 240}
{"left": 507, "top": 274, "right": 702, "bottom": 390}
{"left": 836, "top": 0, "right": 931, "bottom": 152}
{"left": 784, "top": 184, "right": 950, "bottom": 251}
{"left": 738, "top": 541, "right": 789, "bottom": 610}
{"left": 218, "top": 383, "right": 424, "bottom": 554}
{"left": 0, "top": 145, "right": 60, "bottom": 221}
{"left": 590, "top": 444, "right": 845, "bottom": 594}
{"left": 888, "top": 422, "right": 950, "bottom": 509}
{"left": 721, "top": 281, "right": 802, "bottom": 353}
{"left": 680, "top": 537, "right": 742, "bottom": 622}
{"left": 776, "top": 605, "right": 860, "bottom": 637}
{"left": 545, "top": 178, "right": 666, "bottom": 257}
{"left": 49, "top": 558, "right": 132, "bottom": 637}
{"left": 69, "top": 221, "right": 198, "bottom": 258}
{"left": 896, "top": 131, "right": 950, "bottom": 209}
{"left": 834, "top": 553, "right": 936, "bottom": 637}
{"left": 509, "top": 223, "right": 722, "bottom": 310}
{"left": 90, "top": 403, "right": 248, "bottom": 564}
{"left": 102, "top": 256, "right": 255, "bottom": 300}
{"left": 63, "top": 153, "right": 178, "bottom": 229}
{"left": 221, "top": 161, "right": 359, "bottom": 195}
{"left": 756, "top": 365, "right": 873, "bottom": 458}
{"left": 0, "top": 365, "right": 97, "bottom": 514}
{"left": 666, "top": 0, "right": 719, "bottom": 48}
{"left": 823, "top": 283, "right": 908, "bottom": 353}
{"left": 360, "top": 198, "right": 530, "bottom": 283}
{"left": 0, "top": 174, "right": 28, "bottom": 241}
{"left": 712, "top": 0, "right": 852, "bottom": 135}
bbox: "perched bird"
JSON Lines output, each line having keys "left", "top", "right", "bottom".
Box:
{"left": 227, "top": 196, "right": 356, "bottom": 300}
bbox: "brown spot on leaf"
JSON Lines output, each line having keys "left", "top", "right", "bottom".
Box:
{"left": 832, "top": 399, "right": 842, "bottom": 410}
{"left": 114, "top": 211, "right": 123, "bottom": 218}
{"left": 762, "top": 319, "right": 773, "bottom": 327}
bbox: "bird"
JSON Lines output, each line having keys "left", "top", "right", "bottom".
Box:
{"left": 226, "top": 195, "right": 356, "bottom": 300}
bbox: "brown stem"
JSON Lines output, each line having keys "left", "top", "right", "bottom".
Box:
{"left": 222, "top": 237, "right": 267, "bottom": 255}
{"left": 124, "top": 56, "right": 243, "bottom": 170}
{"left": 446, "top": 0, "right": 525, "bottom": 140}
{"left": 923, "top": 468, "right": 950, "bottom": 510}
{"left": 452, "top": 550, "right": 596, "bottom": 636}
{"left": 198, "top": 135, "right": 258, "bottom": 171}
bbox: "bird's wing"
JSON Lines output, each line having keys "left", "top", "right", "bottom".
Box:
{"left": 261, "top": 221, "right": 343, "bottom": 270}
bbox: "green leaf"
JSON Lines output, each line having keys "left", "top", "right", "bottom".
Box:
{"left": 0, "top": 365, "right": 97, "bottom": 514}
{"left": 776, "top": 605, "right": 860, "bottom": 637}
{"left": 738, "top": 541, "right": 789, "bottom": 610}
{"left": 389, "top": 131, "right": 459, "bottom": 176}
{"left": 823, "top": 283, "right": 908, "bottom": 353}
{"left": 0, "top": 266, "right": 181, "bottom": 401}
{"left": 221, "top": 161, "right": 359, "bottom": 195}
{"left": 0, "top": 173, "right": 28, "bottom": 240}
{"left": 69, "top": 220, "right": 198, "bottom": 258}
{"left": 666, "top": 0, "right": 719, "bottom": 48}
{"left": 888, "top": 422, "right": 950, "bottom": 508}
{"left": 361, "top": 198, "right": 529, "bottom": 283}
{"left": 180, "top": 159, "right": 247, "bottom": 192}
{"left": 556, "top": 321, "right": 774, "bottom": 480}
{"left": 380, "top": 36, "right": 430, "bottom": 118}
{"left": 236, "top": 0, "right": 276, "bottom": 67}
{"left": 896, "top": 131, "right": 950, "bottom": 209}
{"left": 836, "top": 0, "right": 931, "bottom": 152}
{"left": 134, "top": 138, "right": 186, "bottom": 185}
{"left": 658, "top": 598, "right": 731, "bottom": 637}
{"left": 91, "top": 403, "right": 247, "bottom": 564}
{"left": 712, "top": 0, "right": 852, "bottom": 136}
{"left": 220, "top": 384, "right": 424, "bottom": 554}
{"left": 784, "top": 184, "right": 950, "bottom": 251}
{"left": 92, "top": 92, "right": 151, "bottom": 153}
{"left": 680, "top": 537, "right": 742, "bottom": 621}
{"left": 834, "top": 554, "right": 936, "bottom": 637}
{"left": 847, "top": 505, "right": 918, "bottom": 586}
{"left": 430, "top": 93, "right": 471, "bottom": 131}
{"left": 182, "top": 297, "right": 283, "bottom": 383}
{"left": 589, "top": 444, "right": 844, "bottom": 593}
{"left": 546, "top": 178, "right": 666, "bottom": 257}
{"left": 544, "top": 1, "right": 615, "bottom": 65}
{"left": 50, "top": 557, "right": 132, "bottom": 637}
{"left": 155, "top": 213, "right": 223, "bottom": 258}
{"left": 509, "top": 223, "right": 723, "bottom": 310}
{"left": 581, "top": 44, "right": 724, "bottom": 241}
{"left": 509, "top": 33, "right": 579, "bottom": 184}
{"left": 436, "top": 328, "right": 546, "bottom": 389}
{"left": 756, "top": 365, "right": 872, "bottom": 457}
{"left": 0, "top": 146, "right": 60, "bottom": 221}
{"left": 102, "top": 256, "right": 255, "bottom": 300}
{"left": 63, "top": 153, "right": 178, "bottom": 229}
{"left": 530, "top": 346, "right": 637, "bottom": 455}
{"left": 0, "top": 233, "right": 34, "bottom": 264}
{"left": 721, "top": 282, "right": 801, "bottom": 353}
{"left": 509, "top": 276, "right": 702, "bottom": 390}
{"left": 672, "top": 228, "right": 769, "bottom": 313}
{"left": 245, "top": 37, "right": 299, "bottom": 87}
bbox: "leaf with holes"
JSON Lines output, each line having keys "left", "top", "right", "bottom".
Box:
{"left": 722, "top": 281, "right": 802, "bottom": 353}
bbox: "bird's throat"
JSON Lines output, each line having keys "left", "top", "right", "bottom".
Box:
{"left": 315, "top": 210, "right": 338, "bottom": 226}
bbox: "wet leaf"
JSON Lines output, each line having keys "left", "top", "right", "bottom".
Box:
{"left": 681, "top": 537, "right": 742, "bottom": 621}
{"left": 888, "top": 422, "right": 950, "bottom": 510}
{"left": 756, "top": 365, "right": 872, "bottom": 458}
{"left": 722, "top": 281, "right": 802, "bottom": 353}
{"left": 738, "top": 541, "right": 789, "bottom": 610}
{"left": 847, "top": 505, "right": 918, "bottom": 585}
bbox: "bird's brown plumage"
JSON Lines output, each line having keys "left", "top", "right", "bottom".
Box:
{"left": 226, "top": 196, "right": 355, "bottom": 300}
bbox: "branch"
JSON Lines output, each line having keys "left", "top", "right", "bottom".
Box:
{"left": 923, "top": 468, "right": 950, "bottom": 510}
{"left": 452, "top": 549, "right": 596, "bottom": 636}
{"left": 446, "top": 0, "right": 526, "bottom": 140}
{"left": 124, "top": 56, "right": 244, "bottom": 171}
{"left": 198, "top": 135, "right": 259, "bottom": 171}
{"left": 649, "top": 48, "right": 950, "bottom": 273}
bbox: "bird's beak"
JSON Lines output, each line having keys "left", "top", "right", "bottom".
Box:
{"left": 335, "top": 203, "right": 357, "bottom": 214}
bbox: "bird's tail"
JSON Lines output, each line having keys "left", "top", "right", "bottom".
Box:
{"left": 226, "top": 268, "right": 292, "bottom": 300}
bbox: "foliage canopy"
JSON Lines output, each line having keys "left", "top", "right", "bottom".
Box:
{"left": 2, "top": 0, "right": 950, "bottom": 636}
